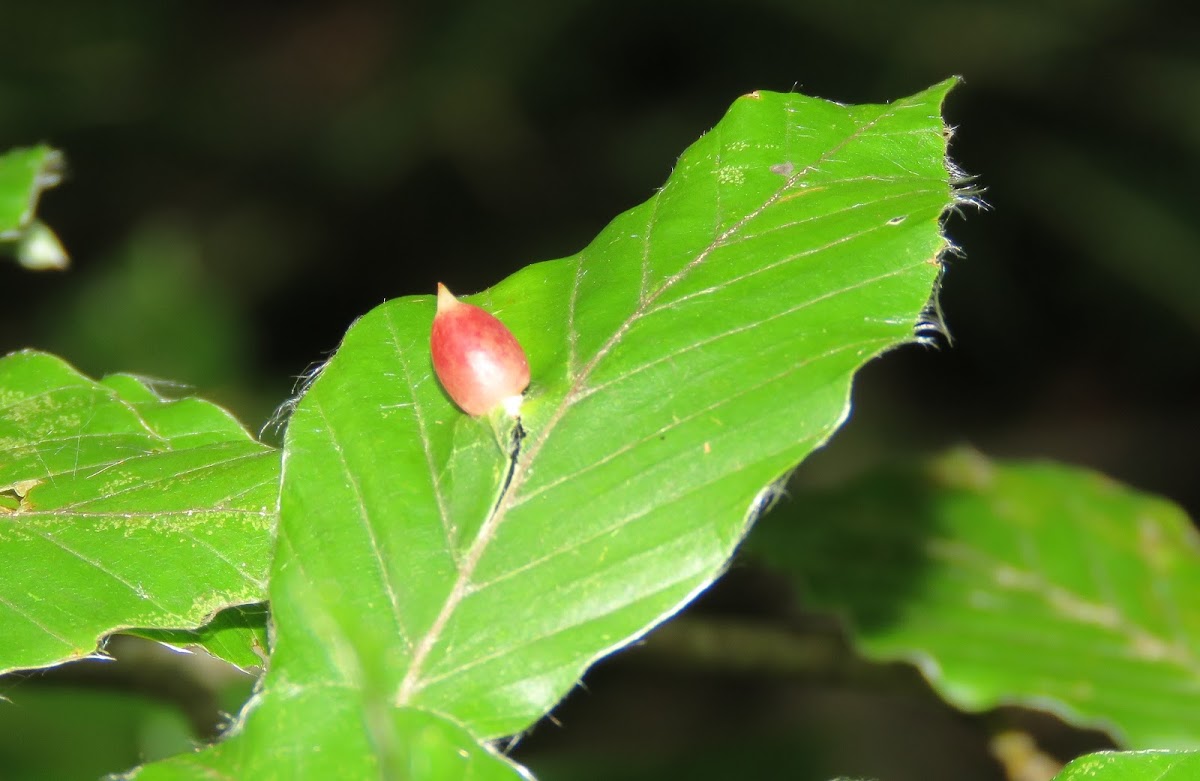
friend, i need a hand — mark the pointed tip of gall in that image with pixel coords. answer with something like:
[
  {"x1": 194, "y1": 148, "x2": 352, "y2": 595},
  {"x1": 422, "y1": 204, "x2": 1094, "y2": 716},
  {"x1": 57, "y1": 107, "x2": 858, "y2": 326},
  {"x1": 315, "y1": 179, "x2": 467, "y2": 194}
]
[{"x1": 436, "y1": 282, "x2": 459, "y2": 314}]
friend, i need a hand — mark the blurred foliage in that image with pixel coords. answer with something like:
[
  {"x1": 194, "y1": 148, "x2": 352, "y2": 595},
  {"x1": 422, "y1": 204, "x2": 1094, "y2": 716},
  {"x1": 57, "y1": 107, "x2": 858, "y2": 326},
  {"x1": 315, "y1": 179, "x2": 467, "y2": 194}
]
[
  {"x1": 0, "y1": 0, "x2": 1196, "y2": 778},
  {"x1": 0, "y1": 685, "x2": 194, "y2": 781},
  {"x1": 0, "y1": 145, "x2": 68, "y2": 269},
  {"x1": 36, "y1": 221, "x2": 249, "y2": 387}
]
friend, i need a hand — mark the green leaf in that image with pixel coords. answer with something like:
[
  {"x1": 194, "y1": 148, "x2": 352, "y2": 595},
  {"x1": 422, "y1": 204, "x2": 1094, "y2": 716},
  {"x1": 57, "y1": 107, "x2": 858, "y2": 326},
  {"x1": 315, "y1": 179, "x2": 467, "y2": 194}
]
[
  {"x1": 0, "y1": 146, "x2": 68, "y2": 269},
  {"x1": 749, "y1": 448, "x2": 1200, "y2": 748},
  {"x1": 1054, "y1": 751, "x2": 1200, "y2": 780},
  {"x1": 0, "y1": 146, "x2": 62, "y2": 237},
  {"x1": 123, "y1": 699, "x2": 531, "y2": 781},
  {"x1": 129, "y1": 603, "x2": 269, "y2": 672},
  {"x1": 0, "y1": 351, "x2": 277, "y2": 674},
  {"x1": 0, "y1": 686, "x2": 196, "y2": 781},
  {"x1": 128, "y1": 79, "x2": 960, "y2": 777}
]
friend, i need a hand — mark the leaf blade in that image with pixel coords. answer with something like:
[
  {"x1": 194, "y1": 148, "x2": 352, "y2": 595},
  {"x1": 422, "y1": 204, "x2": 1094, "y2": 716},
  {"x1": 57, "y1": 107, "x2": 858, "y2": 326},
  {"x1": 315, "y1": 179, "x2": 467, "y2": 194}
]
[
  {"x1": 749, "y1": 448, "x2": 1200, "y2": 748},
  {"x1": 399, "y1": 80, "x2": 959, "y2": 735},
  {"x1": 0, "y1": 145, "x2": 62, "y2": 239},
  {"x1": 1054, "y1": 750, "x2": 1200, "y2": 780},
  {"x1": 0, "y1": 351, "x2": 277, "y2": 674}
]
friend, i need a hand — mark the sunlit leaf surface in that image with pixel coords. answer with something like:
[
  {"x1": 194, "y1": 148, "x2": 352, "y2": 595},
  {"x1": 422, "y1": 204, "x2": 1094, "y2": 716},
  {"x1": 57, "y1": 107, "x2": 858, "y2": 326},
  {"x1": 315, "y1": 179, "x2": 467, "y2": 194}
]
[
  {"x1": 0, "y1": 351, "x2": 277, "y2": 674},
  {"x1": 1054, "y1": 750, "x2": 1200, "y2": 780}
]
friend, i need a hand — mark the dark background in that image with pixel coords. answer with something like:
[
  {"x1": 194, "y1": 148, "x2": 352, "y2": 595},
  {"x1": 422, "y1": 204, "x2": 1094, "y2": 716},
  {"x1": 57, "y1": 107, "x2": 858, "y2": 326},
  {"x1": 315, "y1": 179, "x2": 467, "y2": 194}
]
[{"x1": 1, "y1": 2, "x2": 1196, "y2": 779}]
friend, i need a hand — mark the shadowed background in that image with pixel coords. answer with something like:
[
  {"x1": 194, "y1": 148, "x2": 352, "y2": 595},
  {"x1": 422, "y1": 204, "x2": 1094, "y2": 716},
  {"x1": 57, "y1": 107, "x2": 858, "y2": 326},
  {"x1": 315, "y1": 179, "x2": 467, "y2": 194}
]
[{"x1": 1, "y1": 1, "x2": 1195, "y2": 779}]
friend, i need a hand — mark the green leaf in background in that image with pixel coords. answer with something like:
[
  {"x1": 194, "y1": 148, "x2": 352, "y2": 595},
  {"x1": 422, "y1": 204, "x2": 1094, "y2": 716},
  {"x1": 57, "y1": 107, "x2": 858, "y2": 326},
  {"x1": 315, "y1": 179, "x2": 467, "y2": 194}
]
[
  {"x1": 1054, "y1": 750, "x2": 1200, "y2": 780},
  {"x1": 127, "y1": 78, "x2": 960, "y2": 777},
  {"x1": 749, "y1": 447, "x2": 1200, "y2": 749},
  {"x1": 0, "y1": 686, "x2": 196, "y2": 781},
  {"x1": 0, "y1": 145, "x2": 68, "y2": 270},
  {"x1": 0, "y1": 351, "x2": 277, "y2": 674},
  {"x1": 0, "y1": 146, "x2": 61, "y2": 237},
  {"x1": 36, "y1": 220, "x2": 253, "y2": 392}
]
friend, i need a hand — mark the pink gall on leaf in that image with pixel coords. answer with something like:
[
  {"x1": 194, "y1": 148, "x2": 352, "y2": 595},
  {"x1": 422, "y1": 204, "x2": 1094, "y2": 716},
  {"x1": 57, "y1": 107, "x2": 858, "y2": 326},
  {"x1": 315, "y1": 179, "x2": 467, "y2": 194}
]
[{"x1": 430, "y1": 283, "x2": 530, "y2": 417}]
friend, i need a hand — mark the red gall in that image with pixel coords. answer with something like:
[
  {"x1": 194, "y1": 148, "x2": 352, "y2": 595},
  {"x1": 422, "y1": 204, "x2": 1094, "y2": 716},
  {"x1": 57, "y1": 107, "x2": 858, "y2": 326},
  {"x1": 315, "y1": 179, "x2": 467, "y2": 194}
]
[{"x1": 430, "y1": 283, "x2": 530, "y2": 417}]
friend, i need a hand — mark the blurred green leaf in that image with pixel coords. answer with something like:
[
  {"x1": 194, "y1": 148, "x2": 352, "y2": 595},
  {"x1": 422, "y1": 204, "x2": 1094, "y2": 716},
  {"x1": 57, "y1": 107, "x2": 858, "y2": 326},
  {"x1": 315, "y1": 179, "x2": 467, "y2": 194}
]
[
  {"x1": 0, "y1": 145, "x2": 67, "y2": 270},
  {"x1": 0, "y1": 686, "x2": 194, "y2": 781},
  {"x1": 749, "y1": 448, "x2": 1200, "y2": 748},
  {"x1": 128, "y1": 79, "x2": 959, "y2": 777},
  {"x1": 0, "y1": 146, "x2": 62, "y2": 238},
  {"x1": 1054, "y1": 750, "x2": 1200, "y2": 780},
  {"x1": 39, "y1": 221, "x2": 250, "y2": 389},
  {"x1": 0, "y1": 351, "x2": 277, "y2": 674}
]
